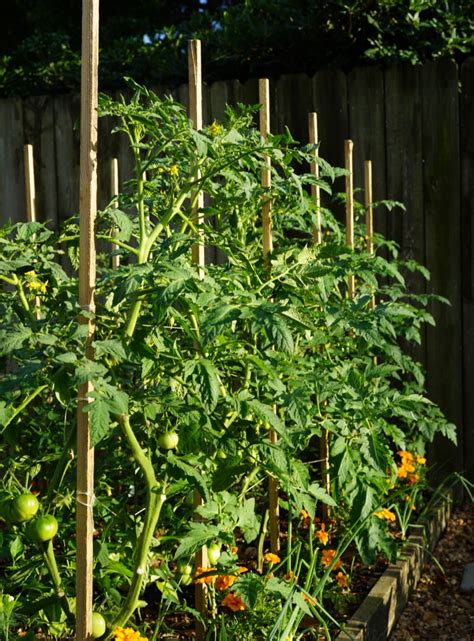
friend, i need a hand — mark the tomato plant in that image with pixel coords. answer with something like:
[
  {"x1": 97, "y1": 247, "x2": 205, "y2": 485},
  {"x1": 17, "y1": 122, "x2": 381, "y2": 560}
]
[{"x1": 0, "y1": 82, "x2": 457, "y2": 640}]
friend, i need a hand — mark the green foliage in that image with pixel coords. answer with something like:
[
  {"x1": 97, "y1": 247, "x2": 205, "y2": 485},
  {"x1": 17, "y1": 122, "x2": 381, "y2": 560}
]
[
  {"x1": 2, "y1": 0, "x2": 474, "y2": 96},
  {"x1": 0, "y1": 83, "x2": 456, "y2": 639}
]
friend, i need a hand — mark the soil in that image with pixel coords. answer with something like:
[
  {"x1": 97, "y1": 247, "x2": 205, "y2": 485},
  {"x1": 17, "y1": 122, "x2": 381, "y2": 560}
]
[{"x1": 389, "y1": 502, "x2": 474, "y2": 641}]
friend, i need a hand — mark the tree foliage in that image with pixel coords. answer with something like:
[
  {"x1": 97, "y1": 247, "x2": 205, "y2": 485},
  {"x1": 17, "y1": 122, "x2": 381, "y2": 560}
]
[{"x1": 1, "y1": 1, "x2": 474, "y2": 96}]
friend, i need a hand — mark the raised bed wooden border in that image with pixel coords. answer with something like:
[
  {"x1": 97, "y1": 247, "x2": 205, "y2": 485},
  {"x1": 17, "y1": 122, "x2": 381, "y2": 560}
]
[{"x1": 336, "y1": 492, "x2": 453, "y2": 641}]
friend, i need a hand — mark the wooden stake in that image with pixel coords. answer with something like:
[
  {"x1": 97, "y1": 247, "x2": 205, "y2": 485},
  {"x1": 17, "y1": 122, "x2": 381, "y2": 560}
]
[
  {"x1": 308, "y1": 117, "x2": 330, "y2": 519},
  {"x1": 259, "y1": 78, "x2": 280, "y2": 554},
  {"x1": 188, "y1": 39, "x2": 207, "y2": 641},
  {"x1": 76, "y1": 1, "x2": 99, "y2": 640},
  {"x1": 23, "y1": 144, "x2": 41, "y2": 318},
  {"x1": 111, "y1": 158, "x2": 120, "y2": 269},
  {"x1": 344, "y1": 140, "x2": 355, "y2": 298},
  {"x1": 308, "y1": 113, "x2": 322, "y2": 244},
  {"x1": 24, "y1": 144, "x2": 36, "y2": 223},
  {"x1": 364, "y1": 160, "x2": 375, "y2": 311},
  {"x1": 189, "y1": 39, "x2": 205, "y2": 272},
  {"x1": 259, "y1": 79, "x2": 273, "y2": 259}
]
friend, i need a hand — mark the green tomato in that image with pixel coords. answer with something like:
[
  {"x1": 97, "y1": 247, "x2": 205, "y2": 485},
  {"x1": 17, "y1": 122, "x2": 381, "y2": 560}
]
[
  {"x1": 10, "y1": 493, "x2": 40, "y2": 523},
  {"x1": 177, "y1": 572, "x2": 193, "y2": 586},
  {"x1": 91, "y1": 612, "x2": 106, "y2": 639},
  {"x1": 207, "y1": 542, "x2": 221, "y2": 565},
  {"x1": 177, "y1": 560, "x2": 193, "y2": 575},
  {"x1": 157, "y1": 431, "x2": 179, "y2": 450},
  {"x1": 29, "y1": 514, "x2": 58, "y2": 542}
]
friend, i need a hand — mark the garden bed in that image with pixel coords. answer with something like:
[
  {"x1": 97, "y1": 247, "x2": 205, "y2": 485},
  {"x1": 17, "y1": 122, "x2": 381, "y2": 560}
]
[{"x1": 336, "y1": 492, "x2": 453, "y2": 641}]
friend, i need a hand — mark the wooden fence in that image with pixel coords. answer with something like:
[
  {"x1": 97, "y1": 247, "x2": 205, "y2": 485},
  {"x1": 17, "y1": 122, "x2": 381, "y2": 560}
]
[{"x1": 1, "y1": 58, "x2": 472, "y2": 482}]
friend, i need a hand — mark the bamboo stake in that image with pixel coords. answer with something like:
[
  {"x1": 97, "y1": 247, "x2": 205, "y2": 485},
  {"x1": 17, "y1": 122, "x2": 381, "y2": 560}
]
[
  {"x1": 76, "y1": 1, "x2": 99, "y2": 640},
  {"x1": 308, "y1": 113, "x2": 322, "y2": 244},
  {"x1": 259, "y1": 78, "x2": 280, "y2": 554},
  {"x1": 23, "y1": 144, "x2": 41, "y2": 318},
  {"x1": 189, "y1": 39, "x2": 205, "y2": 273},
  {"x1": 111, "y1": 158, "x2": 120, "y2": 269},
  {"x1": 308, "y1": 115, "x2": 330, "y2": 520},
  {"x1": 364, "y1": 159, "x2": 376, "y2": 307},
  {"x1": 188, "y1": 39, "x2": 207, "y2": 640},
  {"x1": 344, "y1": 140, "x2": 355, "y2": 298}
]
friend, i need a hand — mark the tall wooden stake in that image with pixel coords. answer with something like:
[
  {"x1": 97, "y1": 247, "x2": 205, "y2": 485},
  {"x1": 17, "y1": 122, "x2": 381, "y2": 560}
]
[
  {"x1": 24, "y1": 144, "x2": 41, "y2": 318},
  {"x1": 111, "y1": 158, "x2": 120, "y2": 269},
  {"x1": 364, "y1": 160, "x2": 375, "y2": 310},
  {"x1": 189, "y1": 39, "x2": 205, "y2": 272},
  {"x1": 188, "y1": 39, "x2": 207, "y2": 641},
  {"x1": 308, "y1": 113, "x2": 322, "y2": 244},
  {"x1": 308, "y1": 115, "x2": 330, "y2": 520},
  {"x1": 345, "y1": 140, "x2": 355, "y2": 298},
  {"x1": 77, "y1": 1, "x2": 99, "y2": 640},
  {"x1": 259, "y1": 78, "x2": 280, "y2": 554}
]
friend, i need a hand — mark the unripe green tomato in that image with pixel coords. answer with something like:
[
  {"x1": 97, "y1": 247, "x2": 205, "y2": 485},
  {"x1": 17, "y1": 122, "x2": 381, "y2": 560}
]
[
  {"x1": 157, "y1": 431, "x2": 179, "y2": 450},
  {"x1": 177, "y1": 572, "x2": 193, "y2": 586},
  {"x1": 10, "y1": 493, "x2": 40, "y2": 523},
  {"x1": 29, "y1": 514, "x2": 58, "y2": 542},
  {"x1": 177, "y1": 560, "x2": 193, "y2": 575},
  {"x1": 207, "y1": 542, "x2": 221, "y2": 565},
  {"x1": 91, "y1": 612, "x2": 106, "y2": 639}
]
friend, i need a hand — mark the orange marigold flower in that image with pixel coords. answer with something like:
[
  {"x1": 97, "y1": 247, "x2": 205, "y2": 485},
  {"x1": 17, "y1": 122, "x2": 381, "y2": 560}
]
[
  {"x1": 321, "y1": 549, "x2": 342, "y2": 570},
  {"x1": 398, "y1": 450, "x2": 414, "y2": 461},
  {"x1": 315, "y1": 523, "x2": 329, "y2": 546},
  {"x1": 231, "y1": 546, "x2": 239, "y2": 554},
  {"x1": 407, "y1": 473, "x2": 419, "y2": 485},
  {"x1": 302, "y1": 593, "x2": 317, "y2": 606},
  {"x1": 263, "y1": 552, "x2": 281, "y2": 564},
  {"x1": 335, "y1": 571, "x2": 348, "y2": 589},
  {"x1": 222, "y1": 593, "x2": 246, "y2": 612},
  {"x1": 194, "y1": 566, "x2": 216, "y2": 584},
  {"x1": 112, "y1": 627, "x2": 148, "y2": 641},
  {"x1": 416, "y1": 455, "x2": 426, "y2": 465},
  {"x1": 215, "y1": 574, "x2": 237, "y2": 591},
  {"x1": 238, "y1": 566, "x2": 248, "y2": 574},
  {"x1": 374, "y1": 508, "x2": 396, "y2": 522},
  {"x1": 284, "y1": 570, "x2": 298, "y2": 583}
]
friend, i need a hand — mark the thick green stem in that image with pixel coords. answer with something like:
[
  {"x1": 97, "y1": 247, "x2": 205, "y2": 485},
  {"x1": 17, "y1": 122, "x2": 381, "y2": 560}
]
[
  {"x1": 41, "y1": 540, "x2": 74, "y2": 623},
  {"x1": 111, "y1": 415, "x2": 166, "y2": 630},
  {"x1": 3, "y1": 385, "x2": 47, "y2": 430}
]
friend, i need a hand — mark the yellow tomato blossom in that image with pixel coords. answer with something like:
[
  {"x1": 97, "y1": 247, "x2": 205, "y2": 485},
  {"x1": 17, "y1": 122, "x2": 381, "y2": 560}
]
[
  {"x1": 24, "y1": 270, "x2": 48, "y2": 294},
  {"x1": 416, "y1": 455, "x2": 426, "y2": 465},
  {"x1": 208, "y1": 120, "x2": 223, "y2": 137},
  {"x1": 169, "y1": 164, "x2": 179, "y2": 176},
  {"x1": 112, "y1": 627, "x2": 147, "y2": 641}
]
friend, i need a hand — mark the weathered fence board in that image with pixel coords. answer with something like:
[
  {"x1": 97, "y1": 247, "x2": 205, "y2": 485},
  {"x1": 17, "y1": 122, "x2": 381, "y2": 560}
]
[
  {"x1": 385, "y1": 64, "x2": 426, "y2": 365},
  {"x1": 54, "y1": 94, "x2": 81, "y2": 222},
  {"x1": 23, "y1": 96, "x2": 58, "y2": 228},
  {"x1": 0, "y1": 98, "x2": 25, "y2": 224},
  {"x1": 347, "y1": 66, "x2": 387, "y2": 239},
  {"x1": 460, "y1": 58, "x2": 474, "y2": 482},
  {"x1": 421, "y1": 60, "x2": 463, "y2": 475}
]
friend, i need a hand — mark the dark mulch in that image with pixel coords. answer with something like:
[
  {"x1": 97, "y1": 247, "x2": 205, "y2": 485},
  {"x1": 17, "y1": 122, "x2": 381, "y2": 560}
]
[{"x1": 389, "y1": 502, "x2": 474, "y2": 641}]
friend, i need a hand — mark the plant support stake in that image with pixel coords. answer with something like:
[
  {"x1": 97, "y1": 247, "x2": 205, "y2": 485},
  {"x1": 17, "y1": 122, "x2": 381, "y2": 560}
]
[
  {"x1": 364, "y1": 159, "x2": 375, "y2": 309},
  {"x1": 308, "y1": 113, "x2": 322, "y2": 244},
  {"x1": 111, "y1": 158, "x2": 120, "y2": 269},
  {"x1": 345, "y1": 139, "x2": 355, "y2": 298},
  {"x1": 77, "y1": 1, "x2": 99, "y2": 639},
  {"x1": 23, "y1": 144, "x2": 40, "y2": 318},
  {"x1": 259, "y1": 78, "x2": 280, "y2": 554},
  {"x1": 188, "y1": 38, "x2": 208, "y2": 641}
]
